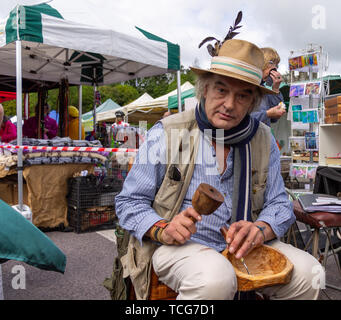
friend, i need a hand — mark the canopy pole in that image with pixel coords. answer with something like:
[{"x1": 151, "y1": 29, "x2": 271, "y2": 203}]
[
  {"x1": 93, "y1": 84, "x2": 97, "y2": 134},
  {"x1": 24, "y1": 93, "x2": 29, "y2": 120},
  {"x1": 93, "y1": 67, "x2": 97, "y2": 134},
  {"x1": 16, "y1": 40, "x2": 23, "y2": 211},
  {"x1": 176, "y1": 71, "x2": 182, "y2": 112},
  {"x1": 78, "y1": 85, "x2": 82, "y2": 139}
]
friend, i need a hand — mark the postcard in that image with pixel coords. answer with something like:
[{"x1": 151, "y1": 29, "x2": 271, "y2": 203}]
[
  {"x1": 292, "y1": 105, "x2": 302, "y2": 111},
  {"x1": 305, "y1": 132, "x2": 318, "y2": 150},
  {"x1": 305, "y1": 82, "x2": 321, "y2": 95},
  {"x1": 289, "y1": 84, "x2": 305, "y2": 97},
  {"x1": 301, "y1": 111, "x2": 308, "y2": 123}
]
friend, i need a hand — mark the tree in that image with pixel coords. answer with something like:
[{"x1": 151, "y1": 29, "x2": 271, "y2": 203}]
[
  {"x1": 1, "y1": 65, "x2": 195, "y2": 118},
  {"x1": 98, "y1": 84, "x2": 139, "y2": 107},
  {"x1": 125, "y1": 66, "x2": 196, "y2": 98},
  {"x1": 167, "y1": 67, "x2": 196, "y2": 92}
]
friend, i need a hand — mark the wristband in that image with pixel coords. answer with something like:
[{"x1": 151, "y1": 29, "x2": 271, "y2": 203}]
[
  {"x1": 154, "y1": 219, "x2": 169, "y2": 229},
  {"x1": 255, "y1": 225, "x2": 266, "y2": 241},
  {"x1": 149, "y1": 219, "x2": 169, "y2": 244}
]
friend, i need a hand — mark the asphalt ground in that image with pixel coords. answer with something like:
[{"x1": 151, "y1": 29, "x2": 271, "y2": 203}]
[
  {"x1": 1, "y1": 227, "x2": 340, "y2": 300},
  {"x1": 1, "y1": 229, "x2": 117, "y2": 300}
]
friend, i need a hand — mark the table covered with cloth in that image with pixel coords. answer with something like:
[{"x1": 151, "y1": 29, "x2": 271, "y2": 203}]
[{"x1": 0, "y1": 137, "x2": 108, "y2": 228}]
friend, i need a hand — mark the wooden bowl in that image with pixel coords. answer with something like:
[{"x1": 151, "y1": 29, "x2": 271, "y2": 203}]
[{"x1": 222, "y1": 245, "x2": 294, "y2": 292}]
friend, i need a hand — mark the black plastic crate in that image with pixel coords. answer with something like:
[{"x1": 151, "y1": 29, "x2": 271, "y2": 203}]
[
  {"x1": 68, "y1": 174, "x2": 124, "y2": 193},
  {"x1": 68, "y1": 206, "x2": 116, "y2": 233},
  {"x1": 67, "y1": 175, "x2": 123, "y2": 209},
  {"x1": 68, "y1": 190, "x2": 120, "y2": 208}
]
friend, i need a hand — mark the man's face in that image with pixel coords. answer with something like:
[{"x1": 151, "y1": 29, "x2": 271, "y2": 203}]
[
  {"x1": 204, "y1": 75, "x2": 256, "y2": 130},
  {"x1": 116, "y1": 116, "x2": 123, "y2": 122}
]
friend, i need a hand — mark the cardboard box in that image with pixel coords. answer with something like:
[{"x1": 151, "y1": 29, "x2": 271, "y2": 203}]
[
  {"x1": 325, "y1": 96, "x2": 341, "y2": 108},
  {"x1": 325, "y1": 157, "x2": 341, "y2": 166},
  {"x1": 325, "y1": 113, "x2": 341, "y2": 124},
  {"x1": 325, "y1": 105, "x2": 341, "y2": 116}
]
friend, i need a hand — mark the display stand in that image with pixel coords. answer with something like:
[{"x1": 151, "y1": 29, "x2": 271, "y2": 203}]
[
  {"x1": 287, "y1": 44, "x2": 329, "y2": 196},
  {"x1": 319, "y1": 93, "x2": 341, "y2": 167}
]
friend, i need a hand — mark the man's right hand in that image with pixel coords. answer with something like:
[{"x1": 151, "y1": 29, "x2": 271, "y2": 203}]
[
  {"x1": 161, "y1": 207, "x2": 202, "y2": 245},
  {"x1": 266, "y1": 104, "x2": 286, "y2": 120}
]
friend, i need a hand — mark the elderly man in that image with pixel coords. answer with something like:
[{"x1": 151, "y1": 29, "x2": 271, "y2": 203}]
[{"x1": 115, "y1": 39, "x2": 323, "y2": 300}]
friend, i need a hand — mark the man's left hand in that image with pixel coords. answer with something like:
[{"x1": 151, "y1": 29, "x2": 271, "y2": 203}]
[{"x1": 224, "y1": 221, "x2": 269, "y2": 259}]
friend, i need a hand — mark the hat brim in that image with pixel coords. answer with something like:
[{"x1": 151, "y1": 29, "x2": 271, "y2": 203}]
[{"x1": 190, "y1": 66, "x2": 277, "y2": 95}]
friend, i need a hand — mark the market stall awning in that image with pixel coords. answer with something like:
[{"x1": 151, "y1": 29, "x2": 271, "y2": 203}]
[
  {"x1": 0, "y1": 3, "x2": 180, "y2": 89},
  {"x1": 0, "y1": 91, "x2": 16, "y2": 103},
  {"x1": 97, "y1": 81, "x2": 194, "y2": 124},
  {"x1": 168, "y1": 87, "x2": 195, "y2": 109},
  {"x1": 82, "y1": 98, "x2": 121, "y2": 132}
]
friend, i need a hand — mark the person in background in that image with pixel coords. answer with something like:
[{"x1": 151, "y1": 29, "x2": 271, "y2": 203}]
[
  {"x1": 0, "y1": 104, "x2": 4, "y2": 129},
  {"x1": 68, "y1": 106, "x2": 85, "y2": 140},
  {"x1": 112, "y1": 110, "x2": 129, "y2": 129},
  {"x1": 250, "y1": 47, "x2": 286, "y2": 127},
  {"x1": 0, "y1": 115, "x2": 17, "y2": 143},
  {"x1": 23, "y1": 103, "x2": 58, "y2": 139},
  {"x1": 112, "y1": 110, "x2": 129, "y2": 145}
]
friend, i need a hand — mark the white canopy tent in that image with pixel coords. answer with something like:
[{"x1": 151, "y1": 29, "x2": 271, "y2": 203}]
[
  {"x1": 98, "y1": 81, "x2": 194, "y2": 124},
  {"x1": 124, "y1": 92, "x2": 154, "y2": 109},
  {"x1": 0, "y1": 3, "x2": 181, "y2": 210}
]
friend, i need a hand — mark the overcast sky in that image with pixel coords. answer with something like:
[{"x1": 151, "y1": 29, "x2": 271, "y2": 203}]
[{"x1": 2, "y1": 0, "x2": 341, "y2": 76}]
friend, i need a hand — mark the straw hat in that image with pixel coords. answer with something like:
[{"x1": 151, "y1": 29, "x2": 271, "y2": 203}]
[
  {"x1": 191, "y1": 39, "x2": 276, "y2": 95},
  {"x1": 68, "y1": 106, "x2": 79, "y2": 118}
]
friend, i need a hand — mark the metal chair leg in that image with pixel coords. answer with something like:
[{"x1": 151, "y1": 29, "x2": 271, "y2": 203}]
[
  {"x1": 312, "y1": 229, "x2": 320, "y2": 259},
  {"x1": 320, "y1": 224, "x2": 341, "y2": 292}
]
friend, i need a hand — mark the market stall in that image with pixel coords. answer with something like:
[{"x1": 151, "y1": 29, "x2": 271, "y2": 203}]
[
  {"x1": 0, "y1": 2, "x2": 180, "y2": 228},
  {"x1": 97, "y1": 82, "x2": 193, "y2": 125},
  {"x1": 0, "y1": 137, "x2": 108, "y2": 228},
  {"x1": 82, "y1": 98, "x2": 122, "y2": 132}
]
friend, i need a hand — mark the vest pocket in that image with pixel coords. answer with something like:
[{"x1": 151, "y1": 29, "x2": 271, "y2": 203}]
[
  {"x1": 154, "y1": 179, "x2": 184, "y2": 211},
  {"x1": 251, "y1": 183, "x2": 266, "y2": 213},
  {"x1": 123, "y1": 243, "x2": 147, "y2": 279}
]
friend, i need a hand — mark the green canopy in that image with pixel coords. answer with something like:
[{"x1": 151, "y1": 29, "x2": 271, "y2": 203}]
[
  {"x1": 168, "y1": 88, "x2": 195, "y2": 109},
  {"x1": 82, "y1": 98, "x2": 121, "y2": 131}
]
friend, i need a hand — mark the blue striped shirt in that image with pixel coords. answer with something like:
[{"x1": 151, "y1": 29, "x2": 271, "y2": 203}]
[{"x1": 115, "y1": 122, "x2": 295, "y2": 252}]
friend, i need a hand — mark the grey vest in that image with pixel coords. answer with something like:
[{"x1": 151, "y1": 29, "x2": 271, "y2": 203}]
[{"x1": 121, "y1": 108, "x2": 271, "y2": 299}]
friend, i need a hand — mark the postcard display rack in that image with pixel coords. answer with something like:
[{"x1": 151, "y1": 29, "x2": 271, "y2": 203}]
[{"x1": 288, "y1": 44, "x2": 329, "y2": 193}]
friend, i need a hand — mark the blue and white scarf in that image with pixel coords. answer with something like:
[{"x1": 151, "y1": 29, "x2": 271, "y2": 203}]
[{"x1": 195, "y1": 99, "x2": 259, "y2": 222}]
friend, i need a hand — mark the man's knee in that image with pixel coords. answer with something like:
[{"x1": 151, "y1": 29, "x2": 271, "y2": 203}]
[
  {"x1": 194, "y1": 263, "x2": 237, "y2": 300},
  {"x1": 264, "y1": 248, "x2": 325, "y2": 300},
  {"x1": 292, "y1": 255, "x2": 325, "y2": 300}
]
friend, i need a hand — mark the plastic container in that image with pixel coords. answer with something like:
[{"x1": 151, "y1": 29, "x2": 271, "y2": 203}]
[
  {"x1": 12, "y1": 204, "x2": 32, "y2": 223},
  {"x1": 67, "y1": 206, "x2": 116, "y2": 233}
]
